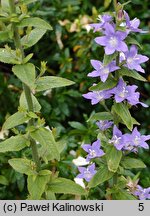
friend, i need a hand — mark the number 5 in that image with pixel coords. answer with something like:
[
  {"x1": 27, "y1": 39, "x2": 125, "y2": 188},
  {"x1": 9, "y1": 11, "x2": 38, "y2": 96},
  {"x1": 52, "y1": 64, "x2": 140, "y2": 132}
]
[{"x1": 138, "y1": 203, "x2": 144, "y2": 211}]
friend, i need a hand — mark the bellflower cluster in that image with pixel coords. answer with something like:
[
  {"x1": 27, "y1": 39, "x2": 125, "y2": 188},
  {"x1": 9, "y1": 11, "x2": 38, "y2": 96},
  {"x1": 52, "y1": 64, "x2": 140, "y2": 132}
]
[
  {"x1": 75, "y1": 3, "x2": 150, "y2": 196},
  {"x1": 109, "y1": 126, "x2": 150, "y2": 152}
]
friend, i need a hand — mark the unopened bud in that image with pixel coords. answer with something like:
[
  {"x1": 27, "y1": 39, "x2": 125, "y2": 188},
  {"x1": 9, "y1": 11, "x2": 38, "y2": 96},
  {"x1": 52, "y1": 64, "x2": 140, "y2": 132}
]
[{"x1": 117, "y1": 10, "x2": 124, "y2": 21}]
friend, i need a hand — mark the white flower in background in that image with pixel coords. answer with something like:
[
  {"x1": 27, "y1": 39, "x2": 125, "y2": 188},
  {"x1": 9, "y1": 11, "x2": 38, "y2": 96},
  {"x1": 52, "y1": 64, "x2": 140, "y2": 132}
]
[
  {"x1": 0, "y1": 129, "x2": 9, "y2": 140},
  {"x1": 72, "y1": 156, "x2": 89, "y2": 166},
  {"x1": 74, "y1": 177, "x2": 85, "y2": 189}
]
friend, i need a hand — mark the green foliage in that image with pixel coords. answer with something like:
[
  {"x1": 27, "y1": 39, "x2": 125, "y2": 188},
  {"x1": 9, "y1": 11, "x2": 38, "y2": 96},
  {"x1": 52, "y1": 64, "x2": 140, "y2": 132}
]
[
  {"x1": 18, "y1": 17, "x2": 53, "y2": 30},
  {"x1": 30, "y1": 128, "x2": 60, "y2": 161},
  {"x1": 20, "y1": 92, "x2": 41, "y2": 112},
  {"x1": 121, "y1": 157, "x2": 146, "y2": 169},
  {"x1": 106, "y1": 145, "x2": 122, "y2": 173},
  {"x1": 8, "y1": 158, "x2": 37, "y2": 175},
  {"x1": 0, "y1": 175, "x2": 9, "y2": 185},
  {"x1": 88, "y1": 112, "x2": 113, "y2": 121},
  {"x1": 27, "y1": 171, "x2": 51, "y2": 199},
  {"x1": 48, "y1": 177, "x2": 86, "y2": 195},
  {"x1": 89, "y1": 78, "x2": 118, "y2": 91},
  {"x1": 0, "y1": 135, "x2": 29, "y2": 152},
  {"x1": 112, "y1": 102, "x2": 133, "y2": 130},
  {"x1": 119, "y1": 67, "x2": 147, "y2": 82},
  {"x1": 3, "y1": 111, "x2": 30, "y2": 130},
  {"x1": 35, "y1": 76, "x2": 75, "y2": 91},
  {"x1": 12, "y1": 63, "x2": 36, "y2": 89},
  {"x1": 88, "y1": 164, "x2": 114, "y2": 188}
]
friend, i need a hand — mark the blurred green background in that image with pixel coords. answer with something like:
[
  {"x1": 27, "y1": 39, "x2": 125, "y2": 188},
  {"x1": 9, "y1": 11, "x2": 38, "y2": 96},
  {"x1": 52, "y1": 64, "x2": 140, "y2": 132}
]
[{"x1": 0, "y1": 0, "x2": 150, "y2": 199}]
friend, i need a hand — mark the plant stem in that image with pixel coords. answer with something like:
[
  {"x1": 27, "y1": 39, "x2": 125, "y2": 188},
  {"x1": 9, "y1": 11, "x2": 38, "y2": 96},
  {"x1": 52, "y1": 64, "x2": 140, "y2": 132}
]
[{"x1": 9, "y1": 0, "x2": 40, "y2": 169}]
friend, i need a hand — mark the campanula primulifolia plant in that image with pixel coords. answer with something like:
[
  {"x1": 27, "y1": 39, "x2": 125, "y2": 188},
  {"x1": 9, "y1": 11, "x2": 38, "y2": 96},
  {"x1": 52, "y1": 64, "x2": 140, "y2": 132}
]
[
  {"x1": 0, "y1": 0, "x2": 86, "y2": 199},
  {"x1": 75, "y1": 1, "x2": 150, "y2": 200}
]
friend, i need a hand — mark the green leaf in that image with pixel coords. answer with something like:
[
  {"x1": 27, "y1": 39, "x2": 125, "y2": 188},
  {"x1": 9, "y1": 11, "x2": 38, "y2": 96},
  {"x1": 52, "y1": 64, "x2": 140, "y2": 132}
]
[
  {"x1": 48, "y1": 178, "x2": 86, "y2": 195},
  {"x1": 112, "y1": 189, "x2": 137, "y2": 200},
  {"x1": 9, "y1": 158, "x2": 37, "y2": 175},
  {"x1": 68, "y1": 121, "x2": 87, "y2": 130},
  {"x1": 0, "y1": 135, "x2": 29, "y2": 152},
  {"x1": 12, "y1": 63, "x2": 36, "y2": 89},
  {"x1": 119, "y1": 67, "x2": 147, "y2": 82},
  {"x1": 56, "y1": 140, "x2": 66, "y2": 154},
  {"x1": 106, "y1": 145, "x2": 122, "y2": 172},
  {"x1": 3, "y1": 111, "x2": 30, "y2": 130},
  {"x1": 18, "y1": 17, "x2": 52, "y2": 30},
  {"x1": 28, "y1": 173, "x2": 50, "y2": 200},
  {"x1": 121, "y1": 157, "x2": 146, "y2": 169},
  {"x1": 132, "y1": 117, "x2": 140, "y2": 126},
  {"x1": 88, "y1": 112, "x2": 113, "y2": 122},
  {"x1": 0, "y1": 175, "x2": 9, "y2": 186},
  {"x1": 35, "y1": 76, "x2": 75, "y2": 92},
  {"x1": 46, "y1": 190, "x2": 56, "y2": 200},
  {"x1": 88, "y1": 164, "x2": 114, "y2": 188},
  {"x1": 103, "y1": 52, "x2": 118, "y2": 65},
  {"x1": 0, "y1": 31, "x2": 10, "y2": 42},
  {"x1": 126, "y1": 37, "x2": 143, "y2": 49},
  {"x1": 104, "y1": 0, "x2": 112, "y2": 8},
  {"x1": 0, "y1": 48, "x2": 20, "y2": 64},
  {"x1": 21, "y1": 28, "x2": 47, "y2": 49},
  {"x1": 18, "y1": 0, "x2": 38, "y2": 5},
  {"x1": 30, "y1": 128, "x2": 60, "y2": 161},
  {"x1": 89, "y1": 77, "x2": 117, "y2": 91},
  {"x1": 112, "y1": 102, "x2": 133, "y2": 131},
  {"x1": 20, "y1": 91, "x2": 41, "y2": 112}
]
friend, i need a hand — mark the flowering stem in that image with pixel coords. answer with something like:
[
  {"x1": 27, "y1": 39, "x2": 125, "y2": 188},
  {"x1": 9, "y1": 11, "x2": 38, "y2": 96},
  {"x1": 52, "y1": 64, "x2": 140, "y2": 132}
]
[{"x1": 9, "y1": 0, "x2": 40, "y2": 169}]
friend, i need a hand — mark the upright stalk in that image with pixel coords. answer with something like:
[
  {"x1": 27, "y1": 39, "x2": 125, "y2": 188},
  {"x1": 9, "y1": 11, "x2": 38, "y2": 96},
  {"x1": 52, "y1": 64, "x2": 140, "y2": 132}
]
[{"x1": 9, "y1": 0, "x2": 40, "y2": 169}]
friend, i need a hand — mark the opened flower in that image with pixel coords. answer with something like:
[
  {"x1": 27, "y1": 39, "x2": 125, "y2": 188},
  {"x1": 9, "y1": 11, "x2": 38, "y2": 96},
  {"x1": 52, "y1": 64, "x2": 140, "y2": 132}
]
[
  {"x1": 83, "y1": 89, "x2": 112, "y2": 105},
  {"x1": 133, "y1": 185, "x2": 150, "y2": 200},
  {"x1": 123, "y1": 127, "x2": 150, "y2": 152},
  {"x1": 95, "y1": 23, "x2": 128, "y2": 55},
  {"x1": 90, "y1": 14, "x2": 112, "y2": 32},
  {"x1": 124, "y1": 45, "x2": 149, "y2": 73},
  {"x1": 77, "y1": 163, "x2": 97, "y2": 182},
  {"x1": 112, "y1": 79, "x2": 148, "y2": 107},
  {"x1": 109, "y1": 125, "x2": 124, "y2": 150},
  {"x1": 96, "y1": 120, "x2": 113, "y2": 131},
  {"x1": 82, "y1": 139, "x2": 105, "y2": 161},
  {"x1": 88, "y1": 59, "x2": 120, "y2": 82}
]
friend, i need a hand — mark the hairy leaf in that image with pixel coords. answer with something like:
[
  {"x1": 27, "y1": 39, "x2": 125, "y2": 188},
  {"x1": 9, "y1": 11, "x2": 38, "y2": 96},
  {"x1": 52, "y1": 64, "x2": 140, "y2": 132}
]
[
  {"x1": 106, "y1": 145, "x2": 122, "y2": 172},
  {"x1": 8, "y1": 158, "x2": 37, "y2": 175},
  {"x1": 28, "y1": 173, "x2": 50, "y2": 199},
  {"x1": 121, "y1": 157, "x2": 146, "y2": 169},
  {"x1": 21, "y1": 28, "x2": 47, "y2": 49},
  {"x1": 112, "y1": 102, "x2": 133, "y2": 131},
  {"x1": 88, "y1": 164, "x2": 114, "y2": 188},
  {"x1": 48, "y1": 178, "x2": 86, "y2": 195},
  {"x1": 3, "y1": 111, "x2": 29, "y2": 130},
  {"x1": 0, "y1": 135, "x2": 29, "y2": 152},
  {"x1": 18, "y1": 17, "x2": 52, "y2": 30},
  {"x1": 119, "y1": 67, "x2": 146, "y2": 82},
  {"x1": 30, "y1": 128, "x2": 60, "y2": 161},
  {"x1": 0, "y1": 48, "x2": 20, "y2": 64},
  {"x1": 12, "y1": 63, "x2": 36, "y2": 89},
  {"x1": 88, "y1": 112, "x2": 113, "y2": 122},
  {"x1": 35, "y1": 76, "x2": 75, "y2": 91},
  {"x1": 89, "y1": 77, "x2": 117, "y2": 91},
  {"x1": 20, "y1": 91, "x2": 41, "y2": 112}
]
